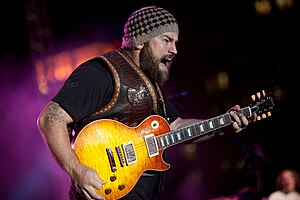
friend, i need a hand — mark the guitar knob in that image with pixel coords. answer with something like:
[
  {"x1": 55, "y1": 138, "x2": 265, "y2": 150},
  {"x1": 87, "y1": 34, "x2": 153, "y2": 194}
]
[
  {"x1": 104, "y1": 188, "x2": 112, "y2": 194},
  {"x1": 110, "y1": 175, "x2": 117, "y2": 182},
  {"x1": 118, "y1": 184, "x2": 125, "y2": 190}
]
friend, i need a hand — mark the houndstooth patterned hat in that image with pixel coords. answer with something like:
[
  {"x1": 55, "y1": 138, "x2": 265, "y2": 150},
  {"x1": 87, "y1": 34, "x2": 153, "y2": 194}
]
[{"x1": 122, "y1": 6, "x2": 179, "y2": 49}]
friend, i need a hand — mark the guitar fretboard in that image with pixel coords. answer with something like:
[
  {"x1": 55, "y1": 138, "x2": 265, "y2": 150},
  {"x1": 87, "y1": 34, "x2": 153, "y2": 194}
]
[{"x1": 156, "y1": 107, "x2": 251, "y2": 150}]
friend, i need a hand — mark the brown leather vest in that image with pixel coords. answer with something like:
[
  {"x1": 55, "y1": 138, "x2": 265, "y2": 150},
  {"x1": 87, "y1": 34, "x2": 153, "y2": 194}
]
[
  {"x1": 79, "y1": 49, "x2": 165, "y2": 128},
  {"x1": 70, "y1": 50, "x2": 167, "y2": 192}
]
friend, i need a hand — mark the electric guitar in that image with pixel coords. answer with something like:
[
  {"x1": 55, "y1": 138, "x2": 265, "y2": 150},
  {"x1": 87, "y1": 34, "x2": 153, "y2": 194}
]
[{"x1": 72, "y1": 90, "x2": 275, "y2": 199}]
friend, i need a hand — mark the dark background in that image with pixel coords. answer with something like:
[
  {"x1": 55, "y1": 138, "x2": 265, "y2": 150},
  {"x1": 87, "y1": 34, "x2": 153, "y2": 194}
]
[{"x1": 1, "y1": 0, "x2": 299, "y2": 199}]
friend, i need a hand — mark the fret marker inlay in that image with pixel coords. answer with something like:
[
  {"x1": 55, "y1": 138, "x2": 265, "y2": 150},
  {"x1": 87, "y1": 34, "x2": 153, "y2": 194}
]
[
  {"x1": 209, "y1": 121, "x2": 214, "y2": 129},
  {"x1": 187, "y1": 128, "x2": 192, "y2": 137}
]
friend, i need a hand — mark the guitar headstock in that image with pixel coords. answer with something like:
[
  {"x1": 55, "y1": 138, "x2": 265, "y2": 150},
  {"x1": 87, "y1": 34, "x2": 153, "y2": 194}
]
[{"x1": 250, "y1": 90, "x2": 275, "y2": 120}]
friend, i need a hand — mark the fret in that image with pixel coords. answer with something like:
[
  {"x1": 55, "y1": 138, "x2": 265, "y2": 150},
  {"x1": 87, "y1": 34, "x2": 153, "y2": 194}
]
[
  {"x1": 170, "y1": 132, "x2": 178, "y2": 144},
  {"x1": 202, "y1": 120, "x2": 209, "y2": 133},
  {"x1": 181, "y1": 129, "x2": 188, "y2": 140},
  {"x1": 213, "y1": 117, "x2": 220, "y2": 129},
  {"x1": 186, "y1": 127, "x2": 192, "y2": 137},
  {"x1": 218, "y1": 115, "x2": 225, "y2": 126},
  {"x1": 162, "y1": 134, "x2": 169, "y2": 147},
  {"x1": 197, "y1": 123, "x2": 204, "y2": 133},
  {"x1": 193, "y1": 123, "x2": 201, "y2": 136},
  {"x1": 169, "y1": 133, "x2": 175, "y2": 144},
  {"x1": 180, "y1": 129, "x2": 188, "y2": 141},
  {"x1": 190, "y1": 125, "x2": 197, "y2": 137},
  {"x1": 175, "y1": 130, "x2": 182, "y2": 141},
  {"x1": 164, "y1": 134, "x2": 170, "y2": 146},
  {"x1": 156, "y1": 136, "x2": 162, "y2": 149},
  {"x1": 208, "y1": 119, "x2": 214, "y2": 130},
  {"x1": 159, "y1": 136, "x2": 166, "y2": 148},
  {"x1": 242, "y1": 107, "x2": 251, "y2": 117},
  {"x1": 223, "y1": 113, "x2": 232, "y2": 124}
]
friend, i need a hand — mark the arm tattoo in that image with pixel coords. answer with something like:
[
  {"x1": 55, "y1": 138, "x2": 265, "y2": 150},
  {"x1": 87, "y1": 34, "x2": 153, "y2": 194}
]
[{"x1": 46, "y1": 102, "x2": 67, "y2": 123}]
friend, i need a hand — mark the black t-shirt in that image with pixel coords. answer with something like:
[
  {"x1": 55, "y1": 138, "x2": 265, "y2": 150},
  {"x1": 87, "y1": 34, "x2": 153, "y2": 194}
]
[{"x1": 52, "y1": 57, "x2": 179, "y2": 125}]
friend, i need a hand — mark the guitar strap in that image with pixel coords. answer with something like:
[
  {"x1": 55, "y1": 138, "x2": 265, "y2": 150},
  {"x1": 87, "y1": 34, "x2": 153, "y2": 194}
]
[{"x1": 154, "y1": 81, "x2": 168, "y2": 121}]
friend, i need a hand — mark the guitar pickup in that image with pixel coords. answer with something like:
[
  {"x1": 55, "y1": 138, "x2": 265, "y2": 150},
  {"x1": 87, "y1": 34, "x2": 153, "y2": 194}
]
[
  {"x1": 122, "y1": 142, "x2": 137, "y2": 165},
  {"x1": 106, "y1": 147, "x2": 117, "y2": 172},
  {"x1": 144, "y1": 134, "x2": 159, "y2": 157}
]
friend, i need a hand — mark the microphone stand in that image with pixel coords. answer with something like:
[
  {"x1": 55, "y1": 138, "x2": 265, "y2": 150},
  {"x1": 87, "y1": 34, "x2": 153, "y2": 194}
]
[{"x1": 222, "y1": 132, "x2": 269, "y2": 200}]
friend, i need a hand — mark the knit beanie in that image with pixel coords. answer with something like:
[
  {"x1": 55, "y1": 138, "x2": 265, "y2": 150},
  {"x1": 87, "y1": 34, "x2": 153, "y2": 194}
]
[{"x1": 122, "y1": 6, "x2": 179, "y2": 49}]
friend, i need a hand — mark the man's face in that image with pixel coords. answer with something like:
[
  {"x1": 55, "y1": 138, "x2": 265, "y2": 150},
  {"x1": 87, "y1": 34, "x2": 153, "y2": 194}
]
[
  {"x1": 281, "y1": 170, "x2": 297, "y2": 192},
  {"x1": 140, "y1": 32, "x2": 178, "y2": 84}
]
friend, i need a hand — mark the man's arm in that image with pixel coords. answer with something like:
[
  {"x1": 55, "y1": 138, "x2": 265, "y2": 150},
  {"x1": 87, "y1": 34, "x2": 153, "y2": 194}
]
[
  {"x1": 37, "y1": 101, "x2": 77, "y2": 173},
  {"x1": 37, "y1": 101, "x2": 106, "y2": 200}
]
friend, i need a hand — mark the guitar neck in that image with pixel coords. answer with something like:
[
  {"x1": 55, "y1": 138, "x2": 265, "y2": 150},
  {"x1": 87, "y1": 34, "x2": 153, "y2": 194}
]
[{"x1": 155, "y1": 107, "x2": 252, "y2": 150}]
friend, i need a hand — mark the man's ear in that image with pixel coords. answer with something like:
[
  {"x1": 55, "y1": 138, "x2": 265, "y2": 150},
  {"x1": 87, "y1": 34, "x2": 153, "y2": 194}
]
[{"x1": 135, "y1": 44, "x2": 144, "y2": 50}]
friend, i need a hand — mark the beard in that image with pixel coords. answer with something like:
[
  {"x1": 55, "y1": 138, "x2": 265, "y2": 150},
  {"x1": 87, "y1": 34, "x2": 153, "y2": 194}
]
[{"x1": 140, "y1": 43, "x2": 170, "y2": 85}]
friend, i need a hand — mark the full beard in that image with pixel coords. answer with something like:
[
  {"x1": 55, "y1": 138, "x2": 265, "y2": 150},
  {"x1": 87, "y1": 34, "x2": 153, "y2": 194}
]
[{"x1": 140, "y1": 43, "x2": 169, "y2": 85}]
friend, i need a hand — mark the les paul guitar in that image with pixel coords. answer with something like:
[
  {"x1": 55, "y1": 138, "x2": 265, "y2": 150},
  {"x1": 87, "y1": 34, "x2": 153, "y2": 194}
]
[{"x1": 72, "y1": 90, "x2": 275, "y2": 199}]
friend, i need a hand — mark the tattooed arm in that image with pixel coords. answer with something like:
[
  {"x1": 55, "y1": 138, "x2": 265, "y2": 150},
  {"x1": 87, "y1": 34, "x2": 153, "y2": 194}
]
[{"x1": 37, "y1": 101, "x2": 106, "y2": 200}]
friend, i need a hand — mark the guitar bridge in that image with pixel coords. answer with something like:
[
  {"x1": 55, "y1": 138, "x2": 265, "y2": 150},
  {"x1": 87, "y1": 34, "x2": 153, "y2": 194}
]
[{"x1": 106, "y1": 147, "x2": 117, "y2": 172}]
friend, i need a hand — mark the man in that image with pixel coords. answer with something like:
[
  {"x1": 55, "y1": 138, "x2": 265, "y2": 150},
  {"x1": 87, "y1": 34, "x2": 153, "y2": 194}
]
[
  {"x1": 37, "y1": 6, "x2": 256, "y2": 200},
  {"x1": 268, "y1": 169, "x2": 300, "y2": 200}
]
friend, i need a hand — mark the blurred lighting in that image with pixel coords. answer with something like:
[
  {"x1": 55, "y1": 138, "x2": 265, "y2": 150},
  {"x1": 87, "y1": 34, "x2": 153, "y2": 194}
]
[
  {"x1": 255, "y1": 0, "x2": 294, "y2": 15},
  {"x1": 236, "y1": 158, "x2": 246, "y2": 170},
  {"x1": 180, "y1": 144, "x2": 198, "y2": 161},
  {"x1": 205, "y1": 71, "x2": 229, "y2": 92},
  {"x1": 217, "y1": 72, "x2": 229, "y2": 90},
  {"x1": 53, "y1": 51, "x2": 73, "y2": 81},
  {"x1": 220, "y1": 159, "x2": 231, "y2": 171},
  {"x1": 185, "y1": 143, "x2": 197, "y2": 153},
  {"x1": 36, "y1": 60, "x2": 49, "y2": 95},
  {"x1": 254, "y1": 0, "x2": 272, "y2": 15},
  {"x1": 188, "y1": 169, "x2": 202, "y2": 181},
  {"x1": 36, "y1": 42, "x2": 117, "y2": 95},
  {"x1": 276, "y1": 0, "x2": 294, "y2": 10},
  {"x1": 273, "y1": 86, "x2": 283, "y2": 101}
]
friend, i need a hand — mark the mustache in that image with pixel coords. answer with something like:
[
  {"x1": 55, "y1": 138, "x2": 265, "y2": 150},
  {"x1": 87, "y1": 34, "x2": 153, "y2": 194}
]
[{"x1": 164, "y1": 54, "x2": 175, "y2": 60}]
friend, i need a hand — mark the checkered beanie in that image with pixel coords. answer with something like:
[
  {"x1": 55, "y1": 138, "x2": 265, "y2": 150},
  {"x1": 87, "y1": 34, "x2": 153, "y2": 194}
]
[{"x1": 122, "y1": 6, "x2": 179, "y2": 49}]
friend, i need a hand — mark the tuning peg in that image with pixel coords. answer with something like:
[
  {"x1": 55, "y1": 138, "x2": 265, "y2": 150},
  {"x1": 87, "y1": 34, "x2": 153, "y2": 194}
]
[
  {"x1": 262, "y1": 90, "x2": 266, "y2": 97},
  {"x1": 267, "y1": 111, "x2": 271, "y2": 117},
  {"x1": 254, "y1": 90, "x2": 266, "y2": 100},
  {"x1": 251, "y1": 95, "x2": 256, "y2": 101},
  {"x1": 256, "y1": 92, "x2": 261, "y2": 99}
]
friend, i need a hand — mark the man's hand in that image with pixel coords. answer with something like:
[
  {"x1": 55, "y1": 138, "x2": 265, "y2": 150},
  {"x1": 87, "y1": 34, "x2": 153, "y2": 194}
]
[
  {"x1": 227, "y1": 105, "x2": 257, "y2": 133},
  {"x1": 71, "y1": 164, "x2": 107, "y2": 200}
]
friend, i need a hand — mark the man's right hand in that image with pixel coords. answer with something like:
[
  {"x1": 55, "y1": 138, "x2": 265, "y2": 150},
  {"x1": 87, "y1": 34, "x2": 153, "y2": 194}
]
[{"x1": 71, "y1": 164, "x2": 107, "y2": 200}]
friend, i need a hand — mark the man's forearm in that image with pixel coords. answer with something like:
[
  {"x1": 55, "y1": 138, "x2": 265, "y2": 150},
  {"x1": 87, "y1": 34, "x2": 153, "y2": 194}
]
[{"x1": 37, "y1": 101, "x2": 80, "y2": 175}]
